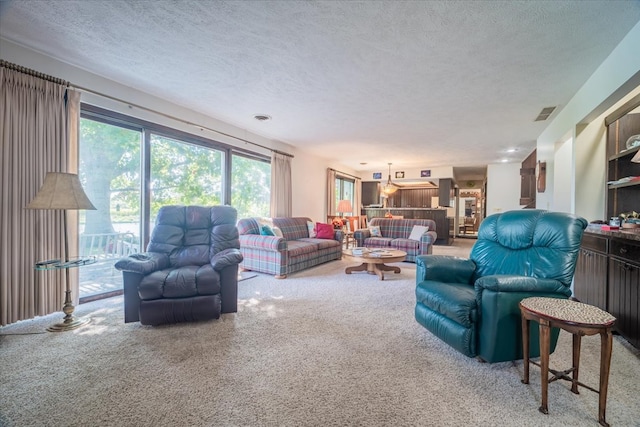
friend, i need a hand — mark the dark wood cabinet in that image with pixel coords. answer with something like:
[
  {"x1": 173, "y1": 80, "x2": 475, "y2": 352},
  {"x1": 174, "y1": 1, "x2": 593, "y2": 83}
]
[
  {"x1": 361, "y1": 181, "x2": 380, "y2": 206},
  {"x1": 574, "y1": 233, "x2": 608, "y2": 309},
  {"x1": 575, "y1": 231, "x2": 640, "y2": 348},
  {"x1": 606, "y1": 106, "x2": 640, "y2": 221},
  {"x1": 520, "y1": 150, "x2": 536, "y2": 208},
  {"x1": 608, "y1": 238, "x2": 640, "y2": 348}
]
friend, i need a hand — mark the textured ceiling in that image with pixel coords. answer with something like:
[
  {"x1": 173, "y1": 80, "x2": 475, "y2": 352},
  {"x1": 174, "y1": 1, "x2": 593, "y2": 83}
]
[{"x1": 1, "y1": 1, "x2": 640, "y2": 177}]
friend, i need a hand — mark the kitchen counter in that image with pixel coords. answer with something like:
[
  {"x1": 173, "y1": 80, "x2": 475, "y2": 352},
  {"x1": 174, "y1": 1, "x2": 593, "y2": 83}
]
[{"x1": 585, "y1": 224, "x2": 640, "y2": 242}]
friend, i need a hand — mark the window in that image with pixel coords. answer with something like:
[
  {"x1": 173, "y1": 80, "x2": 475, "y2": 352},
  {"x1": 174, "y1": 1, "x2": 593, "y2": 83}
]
[
  {"x1": 78, "y1": 106, "x2": 270, "y2": 301},
  {"x1": 150, "y1": 134, "x2": 223, "y2": 223},
  {"x1": 334, "y1": 176, "x2": 355, "y2": 216},
  {"x1": 79, "y1": 117, "x2": 142, "y2": 301},
  {"x1": 231, "y1": 153, "x2": 271, "y2": 219}
]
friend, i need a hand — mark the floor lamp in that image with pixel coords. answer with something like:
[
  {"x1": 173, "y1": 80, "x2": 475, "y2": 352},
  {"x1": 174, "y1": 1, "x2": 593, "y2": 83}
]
[{"x1": 26, "y1": 172, "x2": 96, "y2": 332}]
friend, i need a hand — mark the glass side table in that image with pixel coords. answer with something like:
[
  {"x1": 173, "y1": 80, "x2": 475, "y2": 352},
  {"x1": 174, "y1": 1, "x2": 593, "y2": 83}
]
[{"x1": 34, "y1": 256, "x2": 96, "y2": 332}]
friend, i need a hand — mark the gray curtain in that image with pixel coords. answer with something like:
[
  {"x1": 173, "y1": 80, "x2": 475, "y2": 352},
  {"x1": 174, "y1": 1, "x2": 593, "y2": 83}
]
[
  {"x1": 0, "y1": 66, "x2": 79, "y2": 325},
  {"x1": 270, "y1": 152, "x2": 292, "y2": 217}
]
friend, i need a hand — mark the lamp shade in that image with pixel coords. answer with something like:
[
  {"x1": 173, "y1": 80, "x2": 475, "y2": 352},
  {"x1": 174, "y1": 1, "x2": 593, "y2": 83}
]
[
  {"x1": 26, "y1": 172, "x2": 96, "y2": 210},
  {"x1": 337, "y1": 199, "x2": 353, "y2": 214}
]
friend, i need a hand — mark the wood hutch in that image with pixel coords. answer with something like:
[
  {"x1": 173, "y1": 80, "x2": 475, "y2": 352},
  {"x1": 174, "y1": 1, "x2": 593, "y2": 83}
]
[{"x1": 573, "y1": 96, "x2": 640, "y2": 348}]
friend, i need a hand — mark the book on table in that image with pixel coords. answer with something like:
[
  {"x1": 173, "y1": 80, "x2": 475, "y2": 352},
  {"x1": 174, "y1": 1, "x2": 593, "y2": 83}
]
[{"x1": 369, "y1": 249, "x2": 393, "y2": 257}]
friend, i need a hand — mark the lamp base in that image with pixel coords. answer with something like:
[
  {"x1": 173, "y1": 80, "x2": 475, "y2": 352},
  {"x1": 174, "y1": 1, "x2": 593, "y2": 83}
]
[{"x1": 47, "y1": 316, "x2": 90, "y2": 332}]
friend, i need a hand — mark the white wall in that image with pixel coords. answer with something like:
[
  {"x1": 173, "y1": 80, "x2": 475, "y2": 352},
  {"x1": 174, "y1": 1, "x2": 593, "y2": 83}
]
[
  {"x1": 552, "y1": 137, "x2": 574, "y2": 213},
  {"x1": 485, "y1": 163, "x2": 522, "y2": 216},
  {"x1": 537, "y1": 21, "x2": 640, "y2": 216},
  {"x1": 573, "y1": 85, "x2": 640, "y2": 222},
  {"x1": 1, "y1": 38, "x2": 358, "y2": 222}
]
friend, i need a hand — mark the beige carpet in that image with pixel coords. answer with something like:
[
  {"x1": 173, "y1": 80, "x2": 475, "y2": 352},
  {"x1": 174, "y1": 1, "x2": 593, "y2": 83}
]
[{"x1": 1, "y1": 239, "x2": 639, "y2": 427}]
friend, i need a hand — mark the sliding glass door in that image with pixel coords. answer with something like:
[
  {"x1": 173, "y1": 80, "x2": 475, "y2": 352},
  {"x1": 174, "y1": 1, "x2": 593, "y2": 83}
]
[
  {"x1": 149, "y1": 134, "x2": 224, "y2": 224},
  {"x1": 231, "y1": 153, "x2": 271, "y2": 219},
  {"x1": 78, "y1": 106, "x2": 270, "y2": 301},
  {"x1": 79, "y1": 117, "x2": 142, "y2": 301}
]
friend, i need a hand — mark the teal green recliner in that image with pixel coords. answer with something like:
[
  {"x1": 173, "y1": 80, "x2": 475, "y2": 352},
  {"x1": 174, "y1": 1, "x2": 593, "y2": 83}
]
[{"x1": 415, "y1": 210, "x2": 587, "y2": 363}]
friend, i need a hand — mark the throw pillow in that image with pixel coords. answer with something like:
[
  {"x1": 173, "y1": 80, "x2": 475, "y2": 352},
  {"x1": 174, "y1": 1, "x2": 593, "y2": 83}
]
[
  {"x1": 307, "y1": 220, "x2": 317, "y2": 238},
  {"x1": 260, "y1": 225, "x2": 275, "y2": 236},
  {"x1": 272, "y1": 226, "x2": 284, "y2": 238},
  {"x1": 408, "y1": 225, "x2": 429, "y2": 241},
  {"x1": 315, "y1": 222, "x2": 334, "y2": 239},
  {"x1": 368, "y1": 225, "x2": 382, "y2": 237}
]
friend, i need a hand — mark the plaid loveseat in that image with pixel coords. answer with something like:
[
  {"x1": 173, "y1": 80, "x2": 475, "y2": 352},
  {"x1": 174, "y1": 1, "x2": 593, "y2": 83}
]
[
  {"x1": 237, "y1": 217, "x2": 343, "y2": 278},
  {"x1": 353, "y1": 218, "x2": 437, "y2": 262}
]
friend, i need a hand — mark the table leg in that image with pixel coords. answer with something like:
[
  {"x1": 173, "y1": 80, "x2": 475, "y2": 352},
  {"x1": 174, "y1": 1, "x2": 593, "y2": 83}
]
[
  {"x1": 571, "y1": 333, "x2": 581, "y2": 394},
  {"x1": 345, "y1": 263, "x2": 368, "y2": 274},
  {"x1": 598, "y1": 329, "x2": 613, "y2": 427},
  {"x1": 539, "y1": 318, "x2": 551, "y2": 415},
  {"x1": 521, "y1": 314, "x2": 530, "y2": 385}
]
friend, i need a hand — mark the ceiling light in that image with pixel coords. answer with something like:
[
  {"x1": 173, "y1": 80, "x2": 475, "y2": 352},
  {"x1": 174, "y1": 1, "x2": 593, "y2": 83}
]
[
  {"x1": 254, "y1": 114, "x2": 271, "y2": 121},
  {"x1": 501, "y1": 159, "x2": 509, "y2": 163},
  {"x1": 506, "y1": 148, "x2": 517, "y2": 153},
  {"x1": 382, "y1": 163, "x2": 399, "y2": 195}
]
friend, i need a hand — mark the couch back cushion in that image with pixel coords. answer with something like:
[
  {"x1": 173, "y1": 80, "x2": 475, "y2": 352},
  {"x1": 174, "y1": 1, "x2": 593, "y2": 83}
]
[
  {"x1": 147, "y1": 205, "x2": 239, "y2": 267},
  {"x1": 369, "y1": 218, "x2": 436, "y2": 239},
  {"x1": 272, "y1": 217, "x2": 313, "y2": 240},
  {"x1": 470, "y1": 210, "x2": 587, "y2": 286}
]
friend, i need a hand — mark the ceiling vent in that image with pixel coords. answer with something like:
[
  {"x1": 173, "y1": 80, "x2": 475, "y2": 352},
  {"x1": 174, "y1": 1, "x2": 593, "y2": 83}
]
[
  {"x1": 534, "y1": 106, "x2": 556, "y2": 122},
  {"x1": 254, "y1": 114, "x2": 271, "y2": 121}
]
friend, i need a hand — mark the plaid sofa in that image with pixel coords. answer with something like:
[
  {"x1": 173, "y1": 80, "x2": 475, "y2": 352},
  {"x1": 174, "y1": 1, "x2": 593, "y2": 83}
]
[
  {"x1": 237, "y1": 217, "x2": 343, "y2": 278},
  {"x1": 353, "y1": 218, "x2": 437, "y2": 262}
]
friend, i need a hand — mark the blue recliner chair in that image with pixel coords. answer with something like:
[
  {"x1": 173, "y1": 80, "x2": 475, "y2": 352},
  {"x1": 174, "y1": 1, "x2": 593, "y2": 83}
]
[
  {"x1": 415, "y1": 210, "x2": 587, "y2": 363},
  {"x1": 115, "y1": 205, "x2": 243, "y2": 326}
]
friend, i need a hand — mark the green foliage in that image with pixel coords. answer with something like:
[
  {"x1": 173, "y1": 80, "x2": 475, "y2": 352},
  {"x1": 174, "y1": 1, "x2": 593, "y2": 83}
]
[
  {"x1": 231, "y1": 155, "x2": 271, "y2": 218},
  {"x1": 80, "y1": 118, "x2": 271, "y2": 233}
]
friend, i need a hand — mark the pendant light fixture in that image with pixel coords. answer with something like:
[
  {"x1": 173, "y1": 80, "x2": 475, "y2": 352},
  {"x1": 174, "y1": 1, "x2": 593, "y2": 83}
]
[{"x1": 382, "y1": 163, "x2": 399, "y2": 195}]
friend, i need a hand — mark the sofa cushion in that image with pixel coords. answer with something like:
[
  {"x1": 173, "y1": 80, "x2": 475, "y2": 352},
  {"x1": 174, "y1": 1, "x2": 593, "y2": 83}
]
[
  {"x1": 260, "y1": 224, "x2": 275, "y2": 236},
  {"x1": 272, "y1": 217, "x2": 312, "y2": 240},
  {"x1": 408, "y1": 225, "x2": 429, "y2": 241},
  {"x1": 307, "y1": 221, "x2": 316, "y2": 238},
  {"x1": 368, "y1": 225, "x2": 382, "y2": 236},
  {"x1": 316, "y1": 222, "x2": 334, "y2": 239},
  {"x1": 299, "y1": 238, "x2": 341, "y2": 250},
  {"x1": 139, "y1": 264, "x2": 221, "y2": 300},
  {"x1": 286, "y1": 240, "x2": 319, "y2": 258},
  {"x1": 390, "y1": 238, "x2": 420, "y2": 253},
  {"x1": 364, "y1": 237, "x2": 393, "y2": 247}
]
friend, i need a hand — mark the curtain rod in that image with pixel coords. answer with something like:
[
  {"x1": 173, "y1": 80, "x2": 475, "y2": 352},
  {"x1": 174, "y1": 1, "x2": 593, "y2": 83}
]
[
  {"x1": 73, "y1": 83, "x2": 294, "y2": 158},
  {"x1": 0, "y1": 59, "x2": 69, "y2": 86},
  {"x1": 0, "y1": 59, "x2": 294, "y2": 158},
  {"x1": 329, "y1": 168, "x2": 361, "y2": 180}
]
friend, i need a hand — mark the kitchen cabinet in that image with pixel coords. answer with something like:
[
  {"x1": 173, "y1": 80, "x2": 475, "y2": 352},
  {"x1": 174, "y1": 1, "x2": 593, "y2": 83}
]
[
  {"x1": 575, "y1": 230, "x2": 640, "y2": 349},
  {"x1": 574, "y1": 233, "x2": 609, "y2": 309}
]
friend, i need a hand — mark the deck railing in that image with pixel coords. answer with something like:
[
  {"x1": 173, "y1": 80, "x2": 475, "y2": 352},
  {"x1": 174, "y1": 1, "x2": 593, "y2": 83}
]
[{"x1": 79, "y1": 232, "x2": 139, "y2": 260}]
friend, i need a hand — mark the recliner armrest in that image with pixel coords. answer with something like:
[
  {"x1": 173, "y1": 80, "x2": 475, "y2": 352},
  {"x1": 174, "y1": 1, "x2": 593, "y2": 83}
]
[
  {"x1": 114, "y1": 252, "x2": 170, "y2": 275},
  {"x1": 474, "y1": 275, "x2": 571, "y2": 295},
  {"x1": 415, "y1": 255, "x2": 476, "y2": 283},
  {"x1": 211, "y1": 248, "x2": 243, "y2": 271}
]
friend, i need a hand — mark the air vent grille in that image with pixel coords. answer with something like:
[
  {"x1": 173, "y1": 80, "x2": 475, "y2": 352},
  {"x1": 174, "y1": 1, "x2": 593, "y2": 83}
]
[{"x1": 535, "y1": 106, "x2": 556, "y2": 122}]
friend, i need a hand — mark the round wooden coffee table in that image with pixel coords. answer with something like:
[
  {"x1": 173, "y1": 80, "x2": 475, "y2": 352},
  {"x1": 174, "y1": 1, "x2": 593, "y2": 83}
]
[{"x1": 342, "y1": 249, "x2": 406, "y2": 280}]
